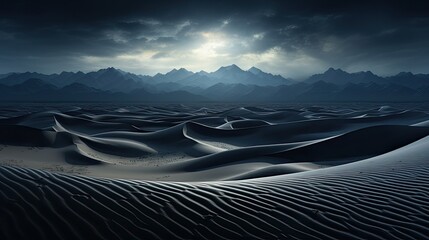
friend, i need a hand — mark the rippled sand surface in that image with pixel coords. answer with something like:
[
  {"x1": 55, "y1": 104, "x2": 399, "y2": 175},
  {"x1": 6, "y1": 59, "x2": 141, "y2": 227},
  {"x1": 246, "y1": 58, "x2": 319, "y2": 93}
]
[{"x1": 1, "y1": 103, "x2": 429, "y2": 239}]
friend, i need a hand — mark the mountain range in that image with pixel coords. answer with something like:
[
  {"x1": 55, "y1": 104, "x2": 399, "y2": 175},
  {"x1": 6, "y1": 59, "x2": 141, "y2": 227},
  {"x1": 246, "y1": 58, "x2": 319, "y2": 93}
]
[{"x1": 1, "y1": 65, "x2": 429, "y2": 102}]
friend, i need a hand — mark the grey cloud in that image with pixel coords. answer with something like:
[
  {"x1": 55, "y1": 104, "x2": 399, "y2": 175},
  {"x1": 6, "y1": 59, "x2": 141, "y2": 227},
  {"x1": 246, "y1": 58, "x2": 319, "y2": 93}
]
[{"x1": 0, "y1": 0, "x2": 429, "y2": 76}]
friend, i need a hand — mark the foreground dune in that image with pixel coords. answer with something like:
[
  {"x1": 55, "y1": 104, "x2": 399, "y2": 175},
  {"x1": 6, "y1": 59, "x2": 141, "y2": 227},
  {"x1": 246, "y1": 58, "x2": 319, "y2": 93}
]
[{"x1": 1, "y1": 104, "x2": 429, "y2": 239}]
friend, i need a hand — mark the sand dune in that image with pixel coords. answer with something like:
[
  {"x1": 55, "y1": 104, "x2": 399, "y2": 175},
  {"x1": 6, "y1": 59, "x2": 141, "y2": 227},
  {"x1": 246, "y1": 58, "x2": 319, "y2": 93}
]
[
  {"x1": 1, "y1": 103, "x2": 429, "y2": 239},
  {"x1": 2, "y1": 135, "x2": 429, "y2": 239}
]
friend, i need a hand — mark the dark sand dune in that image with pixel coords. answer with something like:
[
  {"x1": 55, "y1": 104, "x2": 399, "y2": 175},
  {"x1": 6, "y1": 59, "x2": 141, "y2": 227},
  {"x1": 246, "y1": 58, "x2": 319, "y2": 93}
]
[
  {"x1": 271, "y1": 125, "x2": 429, "y2": 162},
  {"x1": 0, "y1": 125, "x2": 74, "y2": 147},
  {"x1": 54, "y1": 114, "x2": 141, "y2": 135},
  {"x1": 171, "y1": 125, "x2": 429, "y2": 178},
  {"x1": 219, "y1": 107, "x2": 308, "y2": 123},
  {"x1": 1, "y1": 135, "x2": 429, "y2": 239},
  {"x1": 1, "y1": 103, "x2": 429, "y2": 239}
]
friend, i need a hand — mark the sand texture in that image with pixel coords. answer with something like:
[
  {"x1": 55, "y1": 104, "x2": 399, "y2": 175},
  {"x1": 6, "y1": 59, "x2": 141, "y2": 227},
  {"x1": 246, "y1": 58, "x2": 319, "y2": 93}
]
[{"x1": 1, "y1": 103, "x2": 429, "y2": 239}]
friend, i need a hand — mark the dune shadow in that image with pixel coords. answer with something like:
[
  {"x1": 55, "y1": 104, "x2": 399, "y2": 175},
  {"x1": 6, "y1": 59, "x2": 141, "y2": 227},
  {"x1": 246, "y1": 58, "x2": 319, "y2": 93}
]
[{"x1": 64, "y1": 150, "x2": 102, "y2": 165}]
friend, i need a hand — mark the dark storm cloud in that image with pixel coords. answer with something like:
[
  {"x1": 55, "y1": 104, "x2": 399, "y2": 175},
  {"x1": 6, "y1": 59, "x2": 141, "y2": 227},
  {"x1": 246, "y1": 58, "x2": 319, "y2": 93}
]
[{"x1": 0, "y1": 0, "x2": 428, "y2": 76}]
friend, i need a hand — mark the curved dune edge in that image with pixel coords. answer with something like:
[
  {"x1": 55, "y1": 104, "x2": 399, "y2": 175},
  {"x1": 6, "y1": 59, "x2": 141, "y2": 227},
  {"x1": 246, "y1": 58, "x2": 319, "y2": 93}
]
[
  {"x1": 1, "y1": 135, "x2": 429, "y2": 239},
  {"x1": 1, "y1": 105, "x2": 429, "y2": 181}
]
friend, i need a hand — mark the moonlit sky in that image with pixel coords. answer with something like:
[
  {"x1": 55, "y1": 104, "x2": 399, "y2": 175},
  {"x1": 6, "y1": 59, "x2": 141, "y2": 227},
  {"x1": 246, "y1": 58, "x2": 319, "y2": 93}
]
[{"x1": 0, "y1": 0, "x2": 428, "y2": 79}]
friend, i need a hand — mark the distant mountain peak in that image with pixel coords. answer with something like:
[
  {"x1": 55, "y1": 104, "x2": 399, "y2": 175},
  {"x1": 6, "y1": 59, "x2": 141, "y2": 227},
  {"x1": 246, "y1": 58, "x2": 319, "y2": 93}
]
[
  {"x1": 155, "y1": 67, "x2": 194, "y2": 82},
  {"x1": 325, "y1": 67, "x2": 347, "y2": 74},
  {"x1": 97, "y1": 67, "x2": 123, "y2": 75},
  {"x1": 219, "y1": 64, "x2": 242, "y2": 71},
  {"x1": 248, "y1": 66, "x2": 263, "y2": 74},
  {"x1": 166, "y1": 68, "x2": 192, "y2": 74},
  {"x1": 196, "y1": 70, "x2": 209, "y2": 76},
  {"x1": 100, "y1": 67, "x2": 117, "y2": 71},
  {"x1": 307, "y1": 67, "x2": 385, "y2": 86}
]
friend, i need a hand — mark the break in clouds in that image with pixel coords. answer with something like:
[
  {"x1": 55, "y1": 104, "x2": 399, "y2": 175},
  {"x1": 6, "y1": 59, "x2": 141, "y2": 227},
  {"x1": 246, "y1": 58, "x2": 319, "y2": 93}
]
[{"x1": 0, "y1": 0, "x2": 428, "y2": 78}]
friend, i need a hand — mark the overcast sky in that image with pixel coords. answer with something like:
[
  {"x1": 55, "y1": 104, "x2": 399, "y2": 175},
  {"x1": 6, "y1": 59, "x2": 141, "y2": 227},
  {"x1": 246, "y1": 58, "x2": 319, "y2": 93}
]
[{"x1": 0, "y1": 0, "x2": 428, "y2": 78}]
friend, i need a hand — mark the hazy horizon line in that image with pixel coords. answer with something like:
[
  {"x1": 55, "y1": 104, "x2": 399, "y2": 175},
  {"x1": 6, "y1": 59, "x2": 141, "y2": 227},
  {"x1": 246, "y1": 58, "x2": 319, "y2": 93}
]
[{"x1": 1, "y1": 65, "x2": 428, "y2": 80}]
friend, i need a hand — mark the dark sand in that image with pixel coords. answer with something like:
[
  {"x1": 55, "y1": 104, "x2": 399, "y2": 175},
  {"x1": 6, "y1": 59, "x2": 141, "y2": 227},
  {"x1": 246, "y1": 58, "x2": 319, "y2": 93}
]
[{"x1": 1, "y1": 103, "x2": 429, "y2": 239}]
